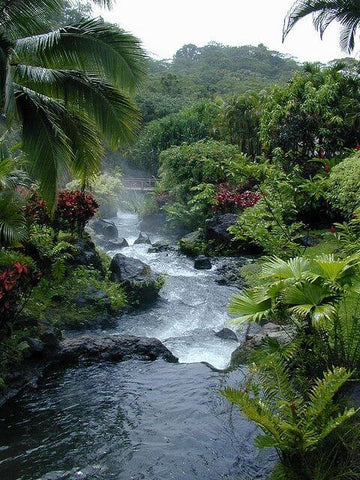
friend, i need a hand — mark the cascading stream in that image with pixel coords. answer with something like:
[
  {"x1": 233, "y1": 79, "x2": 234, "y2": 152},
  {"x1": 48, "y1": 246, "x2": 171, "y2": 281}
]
[{"x1": 108, "y1": 210, "x2": 241, "y2": 370}]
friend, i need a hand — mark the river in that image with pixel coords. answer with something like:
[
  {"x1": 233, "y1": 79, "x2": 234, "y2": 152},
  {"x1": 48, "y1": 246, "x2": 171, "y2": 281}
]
[{"x1": 0, "y1": 211, "x2": 275, "y2": 480}]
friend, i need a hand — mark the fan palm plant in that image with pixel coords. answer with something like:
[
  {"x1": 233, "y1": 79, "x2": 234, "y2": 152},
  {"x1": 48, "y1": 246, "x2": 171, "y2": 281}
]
[
  {"x1": 283, "y1": 1, "x2": 360, "y2": 53},
  {"x1": 0, "y1": 0, "x2": 144, "y2": 210},
  {"x1": 229, "y1": 254, "x2": 360, "y2": 327},
  {"x1": 222, "y1": 361, "x2": 357, "y2": 479}
]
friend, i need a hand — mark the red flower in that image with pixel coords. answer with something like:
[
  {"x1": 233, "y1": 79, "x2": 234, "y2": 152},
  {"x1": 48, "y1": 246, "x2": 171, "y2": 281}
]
[
  {"x1": 331, "y1": 225, "x2": 336, "y2": 234},
  {"x1": 324, "y1": 165, "x2": 330, "y2": 174}
]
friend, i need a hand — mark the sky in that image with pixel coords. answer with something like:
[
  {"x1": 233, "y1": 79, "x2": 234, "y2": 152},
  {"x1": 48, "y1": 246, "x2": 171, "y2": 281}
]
[{"x1": 93, "y1": 0, "x2": 359, "y2": 64}]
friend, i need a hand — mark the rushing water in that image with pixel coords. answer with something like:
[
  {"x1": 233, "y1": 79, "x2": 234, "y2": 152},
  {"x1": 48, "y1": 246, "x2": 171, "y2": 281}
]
[{"x1": 0, "y1": 211, "x2": 275, "y2": 480}]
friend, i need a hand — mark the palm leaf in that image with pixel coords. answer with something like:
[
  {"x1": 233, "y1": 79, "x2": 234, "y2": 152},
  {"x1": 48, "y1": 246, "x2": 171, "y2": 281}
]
[
  {"x1": 0, "y1": 190, "x2": 25, "y2": 246},
  {"x1": 228, "y1": 288, "x2": 272, "y2": 324},
  {"x1": 14, "y1": 18, "x2": 145, "y2": 90},
  {"x1": 261, "y1": 256, "x2": 310, "y2": 282},
  {"x1": 15, "y1": 86, "x2": 72, "y2": 210},
  {"x1": 13, "y1": 66, "x2": 141, "y2": 147},
  {"x1": 283, "y1": 0, "x2": 360, "y2": 53}
]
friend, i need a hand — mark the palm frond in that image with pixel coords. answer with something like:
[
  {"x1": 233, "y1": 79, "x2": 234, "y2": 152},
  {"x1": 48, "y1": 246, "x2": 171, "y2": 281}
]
[
  {"x1": 14, "y1": 18, "x2": 145, "y2": 90},
  {"x1": 15, "y1": 86, "x2": 72, "y2": 210},
  {"x1": 0, "y1": 190, "x2": 25, "y2": 246},
  {"x1": 13, "y1": 66, "x2": 141, "y2": 147},
  {"x1": 228, "y1": 288, "x2": 272, "y2": 324},
  {"x1": 283, "y1": 0, "x2": 360, "y2": 53},
  {"x1": 262, "y1": 256, "x2": 310, "y2": 282},
  {"x1": 0, "y1": 0, "x2": 63, "y2": 38}
]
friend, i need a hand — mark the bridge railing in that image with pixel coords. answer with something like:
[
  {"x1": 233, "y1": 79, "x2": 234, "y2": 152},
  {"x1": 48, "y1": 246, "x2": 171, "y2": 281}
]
[{"x1": 122, "y1": 177, "x2": 158, "y2": 191}]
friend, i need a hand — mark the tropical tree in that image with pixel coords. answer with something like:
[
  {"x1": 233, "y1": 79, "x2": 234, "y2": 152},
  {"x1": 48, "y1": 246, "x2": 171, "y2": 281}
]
[
  {"x1": 0, "y1": 0, "x2": 144, "y2": 209},
  {"x1": 219, "y1": 94, "x2": 262, "y2": 158},
  {"x1": 283, "y1": 0, "x2": 360, "y2": 53},
  {"x1": 260, "y1": 65, "x2": 360, "y2": 169}
]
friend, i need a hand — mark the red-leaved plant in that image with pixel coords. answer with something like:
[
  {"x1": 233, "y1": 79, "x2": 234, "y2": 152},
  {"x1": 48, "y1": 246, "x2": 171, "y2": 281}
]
[
  {"x1": 25, "y1": 190, "x2": 99, "y2": 234},
  {"x1": 213, "y1": 183, "x2": 261, "y2": 213},
  {"x1": 54, "y1": 191, "x2": 98, "y2": 233},
  {"x1": 0, "y1": 263, "x2": 41, "y2": 326}
]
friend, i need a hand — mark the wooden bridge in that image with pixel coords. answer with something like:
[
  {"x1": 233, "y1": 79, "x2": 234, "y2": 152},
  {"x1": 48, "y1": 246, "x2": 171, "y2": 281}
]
[{"x1": 122, "y1": 177, "x2": 158, "y2": 192}]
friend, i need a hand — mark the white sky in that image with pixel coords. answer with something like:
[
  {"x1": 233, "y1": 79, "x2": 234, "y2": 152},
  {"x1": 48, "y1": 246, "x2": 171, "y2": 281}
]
[{"x1": 93, "y1": 0, "x2": 359, "y2": 63}]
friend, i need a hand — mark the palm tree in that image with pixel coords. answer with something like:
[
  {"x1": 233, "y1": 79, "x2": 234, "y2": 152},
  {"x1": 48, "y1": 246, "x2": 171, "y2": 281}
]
[
  {"x1": 0, "y1": 0, "x2": 144, "y2": 209},
  {"x1": 283, "y1": 1, "x2": 360, "y2": 53}
]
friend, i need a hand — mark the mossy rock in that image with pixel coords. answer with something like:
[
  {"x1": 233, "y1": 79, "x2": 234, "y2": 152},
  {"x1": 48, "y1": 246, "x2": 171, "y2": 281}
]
[{"x1": 110, "y1": 254, "x2": 164, "y2": 306}]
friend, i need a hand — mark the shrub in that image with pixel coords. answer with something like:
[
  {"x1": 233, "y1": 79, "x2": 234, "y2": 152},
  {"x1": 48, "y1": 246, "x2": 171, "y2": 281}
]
[
  {"x1": 325, "y1": 151, "x2": 360, "y2": 219},
  {"x1": 25, "y1": 190, "x2": 98, "y2": 234},
  {"x1": 229, "y1": 168, "x2": 304, "y2": 257},
  {"x1": 213, "y1": 183, "x2": 261, "y2": 213},
  {"x1": 55, "y1": 190, "x2": 98, "y2": 233},
  {"x1": 159, "y1": 140, "x2": 251, "y2": 230},
  {"x1": 0, "y1": 250, "x2": 40, "y2": 327},
  {"x1": 24, "y1": 190, "x2": 50, "y2": 225}
]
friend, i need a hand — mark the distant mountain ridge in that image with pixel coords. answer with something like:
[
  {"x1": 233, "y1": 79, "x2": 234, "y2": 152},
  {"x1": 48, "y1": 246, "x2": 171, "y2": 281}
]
[{"x1": 136, "y1": 42, "x2": 301, "y2": 122}]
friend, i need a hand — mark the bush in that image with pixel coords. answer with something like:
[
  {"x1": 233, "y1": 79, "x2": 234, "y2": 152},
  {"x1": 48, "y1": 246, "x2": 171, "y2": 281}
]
[
  {"x1": 325, "y1": 151, "x2": 360, "y2": 219},
  {"x1": 229, "y1": 168, "x2": 304, "y2": 257},
  {"x1": 0, "y1": 250, "x2": 40, "y2": 328},
  {"x1": 25, "y1": 190, "x2": 98, "y2": 234},
  {"x1": 24, "y1": 264, "x2": 127, "y2": 328}
]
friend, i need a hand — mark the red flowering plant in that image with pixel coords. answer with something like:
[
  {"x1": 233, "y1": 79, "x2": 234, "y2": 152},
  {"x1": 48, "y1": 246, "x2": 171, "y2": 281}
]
[
  {"x1": 54, "y1": 190, "x2": 98, "y2": 234},
  {"x1": 213, "y1": 183, "x2": 261, "y2": 214},
  {"x1": 0, "y1": 253, "x2": 41, "y2": 329}
]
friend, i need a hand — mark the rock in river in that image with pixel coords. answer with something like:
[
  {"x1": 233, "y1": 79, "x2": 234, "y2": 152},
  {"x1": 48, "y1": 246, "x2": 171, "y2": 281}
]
[
  {"x1": 134, "y1": 232, "x2": 151, "y2": 245},
  {"x1": 205, "y1": 214, "x2": 238, "y2": 244},
  {"x1": 106, "y1": 238, "x2": 129, "y2": 250},
  {"x1": 0, "y1": 334, "x2": 177, "y2": 408},
  {"x1": 214, "y1": 328, "x2": 238, "y2": 341},
  {"x1": 110, "y1": 253, "x2": 163, "y2": 305},
  {"x1": 194, "y1": 255, "x2": 212, "y2": 270},
  {"x1": 57, "y1": 335, "x2": 178, "y2": 364},
  {"x1": 91, "y1": 218, "x2": 118, "y2": 240}
]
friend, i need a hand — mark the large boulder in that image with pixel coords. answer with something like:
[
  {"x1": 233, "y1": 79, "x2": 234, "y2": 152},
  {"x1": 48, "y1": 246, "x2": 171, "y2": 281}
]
[
  {"x1": 110, "y1": 254, "x2": 164, "y2": 305},
  {"x1": 214, "y1": 328, "x2": 238, "y2": 341},
  {"x1": 205, "y1": 214, "x2": 238, "y2": 244},
  {"x1": 246, "y1": 322, "x2": 297, "y2": 348},
  {"x1": 106, "y1": 238, "x2": 129, "y2": 250},
  {"x1": 0, "y1": 334, "x2": 177, "y2": 408},
  {"x1": 92, "y1": 218, "x2": 118, "y2": 240},
  {"x1": 194, "y1": 255, "x2": 212, "y2": 270},
  {"x1": 73, "y1": 238, "x2": 104, "y2": 272},
  {"x1": 56, "y1": 335, "x2": 178, "y2": 363},
  {"x1": 215, "y1": 259, "x2": 247, "y2": 288}
]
